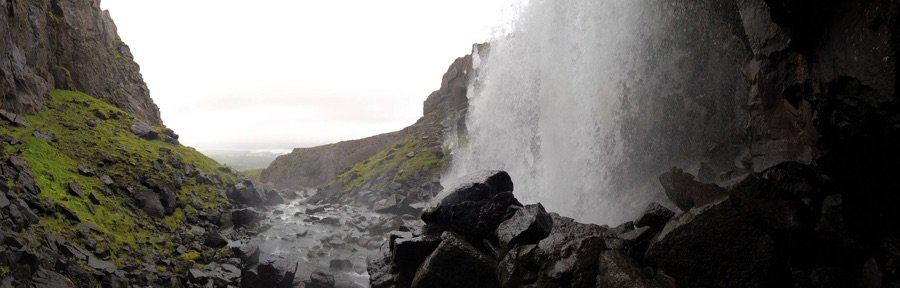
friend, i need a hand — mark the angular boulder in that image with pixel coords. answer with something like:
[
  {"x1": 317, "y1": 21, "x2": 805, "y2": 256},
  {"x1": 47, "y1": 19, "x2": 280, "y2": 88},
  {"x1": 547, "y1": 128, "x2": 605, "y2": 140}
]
[
  {"x1": 307, "y1": 271, "x2": 335, "y2": 288},
  {"x1": 497, "y1": 244, "x2": 540, "y2": 288},
  {"x1": 391, "y1": 235, "x2": 442, "y2": 286},
  {"x1": 30, "y1": 268, "x2": 73, "y2": 288},
  {"x1": 423, "y1": 170, "x2": 513, "y2": 214},
  {"x1": 421, "y1": 171, "x2": 520, "y2": 239},
  {"x1": 496, "y1": 203, "x2": 553, "y2": 250},
  {"x1": 596, "y1": 250, "x2": 660, "y2": 288},
  {"x1": 204, "y1": 231, "x2": 229, "y2": 248},
  {"x1": 329, "y1": 259, "x2": 353, "y2": 271},
  {"x1": 658, "y1": 167, "x2": 728, "y2": 211},
  {"x1": 263, "y1": 188, "x2": 285, "y2": 205},
  {"x1": 761, "y1": 161, "x2": 819, "y2": 199},
  {"x1": 130, "y1": 122, "x2": 158, "y2": 140},
  {"x1": 411, "y1": 232, "x2": 499, "y2": 288},
  {"x1": 0, "y1": 192, "x2": 9, "y2": 208},
  {"x1": 135, "y1": 190, "x2": 165, "y2": 218},
  {"x1": 368, "y1": 244, "x2": 398, "y2": 288},
  {"x1": 227, "y1": 180, "x2": 265, "y2": 206},
  {"x1": 232, "y1": 243, "x2": 261, "y2": 266},
  {"x1": 634, "y1": 202, "x2": 675, "y2": 230},
  {"x1": 232, "y1": 208, "x2": 261, "y2": 228},
  {"x1": 644, "y1": 197, "x2": 780, "y2": 288}
]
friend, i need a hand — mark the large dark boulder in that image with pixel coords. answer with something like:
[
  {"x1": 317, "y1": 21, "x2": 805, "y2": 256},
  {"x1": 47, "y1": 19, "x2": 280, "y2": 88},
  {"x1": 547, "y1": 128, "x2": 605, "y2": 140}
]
[
  {"x1": 658, "y1": 167, "x2": 728, "y2": 211},
  {"x1": 232, "y1": 243, "x2": 261, "y2": 267},
  {"x1": 423, "y1": 170, "x2": 513, "y2": 214},
  {"x1": 496, "y1": 203, "x2": 553, "y2": 251},
  {"x1": 391, "y1": 235, "x2": 442, "y2": 286},
  {"x1": 421, "y1": 171, "x2": 520, "y2": 240},
  {"x1": 204, "y1": 231, "x2": 229, "y2": 248},
  {"x1": 644, "y1": 196, "x2": 782, "y2": 288},
  {"x1": 761, "y1": 162, "x2": 820, "y2": 199},
  {"x1": 242, "y1": 261, "x2": 293, "y2": 288},
  {"x1": 411, "y1": 232, "x2": 499, "y2": 288},
  {"x1": 130, "y1": 122, "x2": 158, "y2": 140},
  {"x1": 538, "y1": 234, "x2": 606, "y2": 287},
  {"x1": 596, "y1": 250, "x2": 660, "y2": 288},
  {"x1": 232, "y1": 208, "x2": 261, "y2": 228},
  {"x1": 634, "y1": 202, "x2": 676, "y2": 231},
  {"x1": 306, "y1": 271, "x2": 335, "y2": 288},
  {"x1": 368, "y1": 243, "x2": 398, "y2": 288},
  {"x1": 263, "y1": 188, "x2": 285, "y2": 205},
  {"x1": 30, "y1": 268, "x2": 74, "y2": 288},
  {"x1": 9, "y1": 199, "x2": 40, "y2": 228},
  {"x1": 497, "y1": 244, "x2": 540, "y2": 288},
  {"x1": 87, "y1": 256, "x2": 117, "y2": 274},
  {"x1": 135, "y1": 190, "x2": 165, "y2": 218},
  {"x1": 228, "y1": 180, "x2": 265, "y2": 206},
  {"x1": 155, "y1": 184, "x2": 178, "y2": 216}
]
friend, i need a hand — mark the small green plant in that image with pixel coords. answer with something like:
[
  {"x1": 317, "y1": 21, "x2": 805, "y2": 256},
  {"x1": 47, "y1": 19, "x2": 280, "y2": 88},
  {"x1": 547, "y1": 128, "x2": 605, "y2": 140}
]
[{"x1": 0, "y1": 265, "x2": 10, "y2": 278}]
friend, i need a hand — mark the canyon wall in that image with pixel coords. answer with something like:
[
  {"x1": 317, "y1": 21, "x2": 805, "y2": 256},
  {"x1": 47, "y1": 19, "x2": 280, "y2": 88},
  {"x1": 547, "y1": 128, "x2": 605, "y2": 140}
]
[{"x1": 0, "y1": 0, "x2": 160, "y2": 124}]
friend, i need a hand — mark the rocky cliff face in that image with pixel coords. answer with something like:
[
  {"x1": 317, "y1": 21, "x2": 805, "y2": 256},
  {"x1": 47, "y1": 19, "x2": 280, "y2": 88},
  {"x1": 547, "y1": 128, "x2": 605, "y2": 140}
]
[
  {"x1": 0, "y1": 2, "x2": 297, "y2": 286},
  {"x1": 0, "y1": 0, "x2": 161, "y2": 125},
  {"x1": 262, "y1": 131, "x2": 405, "y2": 190},
  {"x1": 261, "y1": 47, "x2": 479, "y2": 207},
  {"x1": 735, "y1": 0, "x2": 899, "y2": 238}
]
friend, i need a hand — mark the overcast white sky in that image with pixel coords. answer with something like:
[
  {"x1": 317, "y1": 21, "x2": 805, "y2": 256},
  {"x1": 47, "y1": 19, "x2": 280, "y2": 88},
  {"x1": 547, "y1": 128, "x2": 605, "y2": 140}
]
[{"x1": 100, "y1": 0, "x2": 523, "y2": 152}]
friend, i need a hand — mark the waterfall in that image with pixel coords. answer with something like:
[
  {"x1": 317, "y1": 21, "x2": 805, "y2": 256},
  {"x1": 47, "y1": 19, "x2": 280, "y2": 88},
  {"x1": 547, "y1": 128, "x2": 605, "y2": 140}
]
[{"x1": 444, "y1": 0, "x2": 750, "y2": 224}]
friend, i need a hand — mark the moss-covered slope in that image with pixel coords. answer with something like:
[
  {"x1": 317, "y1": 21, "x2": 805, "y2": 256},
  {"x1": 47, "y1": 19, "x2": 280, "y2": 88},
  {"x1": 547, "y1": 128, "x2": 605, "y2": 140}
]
[{"x1": 0, "y1": 90, "x2": 238, "y2": 284}]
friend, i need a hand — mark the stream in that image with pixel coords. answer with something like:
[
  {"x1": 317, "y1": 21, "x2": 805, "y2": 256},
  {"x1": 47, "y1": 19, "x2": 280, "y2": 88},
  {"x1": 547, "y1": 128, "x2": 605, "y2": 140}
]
[{"x1": 248, "y1": 192, "x2": 418, "y2": 287}]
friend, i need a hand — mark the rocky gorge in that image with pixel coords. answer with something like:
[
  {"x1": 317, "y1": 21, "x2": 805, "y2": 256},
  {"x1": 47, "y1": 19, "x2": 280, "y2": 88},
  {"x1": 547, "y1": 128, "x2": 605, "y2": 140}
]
[{"x1": 1, "y1": 0, "x2": 898, "y2": 287}]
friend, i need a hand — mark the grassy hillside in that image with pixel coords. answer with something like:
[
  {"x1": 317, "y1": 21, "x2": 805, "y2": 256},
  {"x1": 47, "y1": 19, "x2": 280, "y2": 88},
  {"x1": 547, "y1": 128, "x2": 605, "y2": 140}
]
[
  {"x1": 336, "y1": 133, "x2": 447, "y2": 193},
  {"x1": 239, "y1": 168, "x2": 264, "y2": 183},
  {"x1": 0, "y1": 90, "x2": 236, "y2": 273}
]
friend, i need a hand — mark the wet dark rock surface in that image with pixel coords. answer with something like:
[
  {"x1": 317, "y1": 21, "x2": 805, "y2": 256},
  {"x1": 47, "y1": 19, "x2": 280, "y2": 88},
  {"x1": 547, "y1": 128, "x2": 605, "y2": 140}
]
[{"x1": 371, "y1": 162, "x2": 900, "y2": 288}]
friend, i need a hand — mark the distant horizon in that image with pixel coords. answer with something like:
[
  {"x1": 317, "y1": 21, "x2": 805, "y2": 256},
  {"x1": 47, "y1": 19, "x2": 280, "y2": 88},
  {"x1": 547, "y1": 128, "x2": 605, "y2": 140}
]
[{"x1": 101, "y1": 0, "x2": 525, "y2": 152}]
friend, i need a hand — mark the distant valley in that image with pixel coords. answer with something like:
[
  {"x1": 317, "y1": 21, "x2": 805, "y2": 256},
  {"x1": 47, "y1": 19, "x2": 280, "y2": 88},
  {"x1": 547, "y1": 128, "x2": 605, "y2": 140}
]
[{"x1": 202, "y1": 150, "x2": 285, "y2": 171}]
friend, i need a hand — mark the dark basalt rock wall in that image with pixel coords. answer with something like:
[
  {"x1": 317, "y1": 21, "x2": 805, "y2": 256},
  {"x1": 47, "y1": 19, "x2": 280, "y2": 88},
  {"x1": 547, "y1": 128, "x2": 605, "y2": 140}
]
[
  {"x1": 0, "y1": 0, "x2": 161, "y2": 125},
  {"x1": 737, "y1": 0, "x2": 899, "y2": 238}
]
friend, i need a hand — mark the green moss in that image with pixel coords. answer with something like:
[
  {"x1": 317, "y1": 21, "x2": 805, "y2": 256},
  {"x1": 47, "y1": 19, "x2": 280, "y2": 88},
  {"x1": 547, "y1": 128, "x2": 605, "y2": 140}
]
[
  {"x1": 0, "y1": 265, "x2": 9, "y2": 278},
  {"x1": 162, "y1": 208, "x2": 186, "y2": 230},
  {"x1": 3, "y1": 90, "x2": 236, "y2": 269},
  {"x1": 178, "y1": 250, "x2": 201, "y2": 262},
  {"x1": 336, "y1": 135, "x2": 447, "y2": 192},
  {"x1": 53, "y1": 65, "x2": 72, "y2": 79}
]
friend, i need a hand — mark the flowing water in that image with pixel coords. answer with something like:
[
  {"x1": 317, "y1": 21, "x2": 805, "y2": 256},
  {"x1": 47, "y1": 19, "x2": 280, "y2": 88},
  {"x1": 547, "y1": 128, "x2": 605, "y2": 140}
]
[
  {"x1": 445, "y1": 0, "x2": 748, "y2": 224},
  {"x1": 252, "y1": 193, "x2": 418, "y2": 287}
]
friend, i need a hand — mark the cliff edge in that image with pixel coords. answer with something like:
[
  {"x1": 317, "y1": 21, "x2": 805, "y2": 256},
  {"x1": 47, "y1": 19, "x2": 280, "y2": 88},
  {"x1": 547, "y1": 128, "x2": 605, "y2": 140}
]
[{"x1": 0, "y1": 0, "x2": 161, "y2": 125}]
